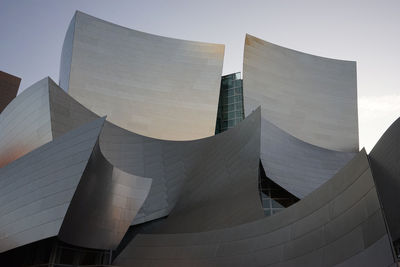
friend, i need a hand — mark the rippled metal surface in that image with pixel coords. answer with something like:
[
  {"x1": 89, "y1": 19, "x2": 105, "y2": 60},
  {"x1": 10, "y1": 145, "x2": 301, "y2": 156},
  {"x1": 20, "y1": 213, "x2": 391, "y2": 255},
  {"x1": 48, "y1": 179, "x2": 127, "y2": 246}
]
[{"x1": 60, "y1": 11, "x2": 224, "y2": 141}]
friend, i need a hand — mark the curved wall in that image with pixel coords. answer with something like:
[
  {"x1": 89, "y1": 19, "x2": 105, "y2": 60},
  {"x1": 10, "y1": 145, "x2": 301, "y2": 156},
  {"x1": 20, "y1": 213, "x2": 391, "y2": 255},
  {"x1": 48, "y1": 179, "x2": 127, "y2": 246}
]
[
  {"x1": 46, "y1": 80, "x2": 264, "y2": 231},
  {"x1": 260, "y1": 117, "x2": 356, "y2": 198},
  {"x1": 0, "y1": 117, "x2": 104, "y2": 253},
  {"x1": 243, "y1": 34, "x2": 358, "y2": 152},
  {"x1": 0, "y1": 78, "x2": 53, "y2": 168},
  {"x1": 60, "y1": 11, "x2": 224, "y2": 141},
  {"x1": 114, "y1": 150, "x2": 395, "y2": 266},
  {"x1": 369, "y1": 117, "x2": 400, "y2": 243},
  {"x1": 58, "y1": 142, "x2": 152, "y2": 250}
]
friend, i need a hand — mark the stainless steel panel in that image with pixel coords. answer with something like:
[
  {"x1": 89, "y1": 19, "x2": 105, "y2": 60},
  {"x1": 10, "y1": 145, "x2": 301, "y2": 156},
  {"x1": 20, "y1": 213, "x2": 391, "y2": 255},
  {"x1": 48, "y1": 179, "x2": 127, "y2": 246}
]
[
  {"x1": 259, "y1": 117, "x2": 356, "y2": 198},
  {"x1": 0, "y1": 78, "x2": 53, "y2": 168},
  {"x1": 60, "y1": 11, "x2": 224, "y2": 141},
  {"x1": 0, "y1": 116, "x2": 105, "y2": 253},
  {"x1": 114, "y1": 150, "x2": 395, "y2": 266},
  {"x1": 243, "y1": 34, "x2": 358, "y2": 152},
  {"x1": 46, "y1": 81, "x2": 264, "y2": 230},
  {"x1": 58, "y1": 142, "x2": 152, "y2": 250}
]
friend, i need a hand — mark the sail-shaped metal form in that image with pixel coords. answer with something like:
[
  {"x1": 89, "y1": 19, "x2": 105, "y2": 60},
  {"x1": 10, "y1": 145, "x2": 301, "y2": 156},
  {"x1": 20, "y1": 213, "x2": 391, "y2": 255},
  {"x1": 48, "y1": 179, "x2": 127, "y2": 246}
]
[{"x1": 60, "y1": 11, "x2": 224, "y2": 141}]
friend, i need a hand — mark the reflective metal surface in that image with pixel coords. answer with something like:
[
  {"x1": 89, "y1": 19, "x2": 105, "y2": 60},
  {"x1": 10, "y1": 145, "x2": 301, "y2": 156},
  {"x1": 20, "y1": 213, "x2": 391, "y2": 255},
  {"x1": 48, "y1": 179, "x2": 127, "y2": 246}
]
[
  {"x1": 0, "y1": 117, "x2": 105, "y2": 253},
  {"x1": 114, "y1": 150, "x2": 395, "y2": 266},
  {"x1": 48, "y1": 81, "x2": 264, "y2": 231},
  {"x1": 58, "y1": 142, "x2": 152, "y2": 250},
  {"x1": 369, "y1": 117, "x2": 400, "y2": 243},
  {"x1": 243, "y1": 34, "x2": 358, "y2": 152},
  {"x1": 260, "y1": 117, "x2": 356, "y2": 198},
  {"x1": 0, "y1": 78, "x2": 53, "y2": 168},
  {"x1": 60, "y1": 11, "x2": 224, "y2": 141}
]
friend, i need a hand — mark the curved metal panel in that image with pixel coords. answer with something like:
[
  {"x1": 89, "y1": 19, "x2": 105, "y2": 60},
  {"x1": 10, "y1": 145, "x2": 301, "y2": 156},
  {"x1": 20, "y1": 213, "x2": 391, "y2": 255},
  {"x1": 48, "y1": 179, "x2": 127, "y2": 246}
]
[
  {"x1": 260, "y1": 117, "x2": 356, "y2": 198},
  {"x1": 369, "y1": 117, "x2": 400, "y2": 243},
  {"x1": 46, "y1": 81, "x2": 264, "y2": 231},
  {"x1": 150, "y1": 108, "x2": 263, "y2": 233},
  {"x1": 60, "y1": 11, "x2": 224, "y2": 141},
  {"x1": 114, "y1": 150, "x2": 395, "y2": 266},
  {"x1": 243, "y1": 34, "x2": 358, "y2": 152},
  {"x1": 58, "y1": 142, "x2": 152, "y2": 250},
  {"x1": 0, "y1": 77, "x2": 53, "y2": 168},
  {"x1": 0, "y1": 71, "x2": 20, "y2": 113},
  {"x1": 0, "y1": 117, "x2": 105, "y2": 253}
]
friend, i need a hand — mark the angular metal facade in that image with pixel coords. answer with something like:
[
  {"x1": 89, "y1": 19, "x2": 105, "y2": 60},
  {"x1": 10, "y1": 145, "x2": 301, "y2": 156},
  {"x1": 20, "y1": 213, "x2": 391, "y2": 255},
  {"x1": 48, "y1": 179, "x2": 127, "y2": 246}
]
[
  {"x1": 59, "y1": 11, "x2": 224, "y2": 141},
  {"x1": 1, "y1": 11, "x2": 399, "y2": 267}
]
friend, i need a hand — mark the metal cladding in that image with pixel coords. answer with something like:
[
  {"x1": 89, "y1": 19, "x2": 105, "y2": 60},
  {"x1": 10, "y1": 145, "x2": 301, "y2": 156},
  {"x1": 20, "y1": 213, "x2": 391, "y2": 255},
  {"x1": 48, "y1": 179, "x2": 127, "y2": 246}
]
[
  {"x1": 37, "y1": 79, "x2": 264, "y2": 231},
  {"x1": 243, "y1": 34, "x2": 358, "y2": 153},
  {"x1": 2, "y1": 11, "x2": 400, "y2": 266},
  {"x1": 260, "y1": 117, "x2": 356, "y2": 198},
  {"x1": 114, "y1": 150, "x2": 395, "y2": 266},
  {"x1": 369, "y1": 117, "x2": 400, "y2": 243},
  {"x1": 0, "y1": 117, "x2": 105, "y2": 253},
  {"x1": 59, "y1": 11, "x2": 224, "y2": 141},
  {"x1": 243, "y1": 34, "x2": 359, "y2": 198},
  {"x1": 58, "y1": 142, "x2": 152, "y2": 250},
  {"x1": 0, "y1": 78, "x2": 53, "y2": 168},
  {"x1": 0, "y1": 71, "x2": 20, "y2": 113}
]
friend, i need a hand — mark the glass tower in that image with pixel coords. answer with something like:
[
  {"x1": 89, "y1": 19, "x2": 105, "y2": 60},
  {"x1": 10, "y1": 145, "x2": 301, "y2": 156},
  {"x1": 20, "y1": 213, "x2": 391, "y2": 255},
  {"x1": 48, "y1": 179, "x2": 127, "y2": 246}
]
[{"x1": 215, "y1": 72, "x2": 244, "y2": 134}]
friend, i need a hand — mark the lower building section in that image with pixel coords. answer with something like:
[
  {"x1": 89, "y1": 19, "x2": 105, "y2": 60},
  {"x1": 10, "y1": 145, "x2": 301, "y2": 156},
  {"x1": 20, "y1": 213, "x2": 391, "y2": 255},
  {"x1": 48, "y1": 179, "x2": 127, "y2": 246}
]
[
  {"x1": 113, "y1": 150, "x2": 396, "y2": 266},
  {"x1": 0, "y1": 237, "x2": 112, "y2": 267}
]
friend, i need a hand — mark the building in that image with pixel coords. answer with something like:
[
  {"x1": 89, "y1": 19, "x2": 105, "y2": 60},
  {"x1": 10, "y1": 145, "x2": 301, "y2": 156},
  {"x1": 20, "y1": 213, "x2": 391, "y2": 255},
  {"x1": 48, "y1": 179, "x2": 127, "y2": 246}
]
[{"x1": 0, "y1": 10, "x2": 399, "y2": 267}]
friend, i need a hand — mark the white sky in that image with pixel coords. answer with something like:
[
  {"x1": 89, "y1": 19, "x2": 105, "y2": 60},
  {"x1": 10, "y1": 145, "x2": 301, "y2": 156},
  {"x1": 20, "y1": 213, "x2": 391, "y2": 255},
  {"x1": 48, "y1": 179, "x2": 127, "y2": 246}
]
[{"x1": 1, "y1": 0, "x2": 399, "y2": 151}]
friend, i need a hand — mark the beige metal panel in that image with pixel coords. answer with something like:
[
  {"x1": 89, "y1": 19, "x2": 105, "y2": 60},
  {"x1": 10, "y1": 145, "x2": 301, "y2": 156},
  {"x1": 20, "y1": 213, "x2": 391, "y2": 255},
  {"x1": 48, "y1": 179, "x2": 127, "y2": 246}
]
[
  {"x1": 60, "y1": 11, "x2": 224, "y2": 141},
  {"x1": 243, "y1": 34, "x2": 358, "y2": 152},
  {"x1": 0, "y1": 78, "x2": 53, "y2": 168},
  {"x1": 114, "y1": 150, "x2": 395, "y2": 266}
]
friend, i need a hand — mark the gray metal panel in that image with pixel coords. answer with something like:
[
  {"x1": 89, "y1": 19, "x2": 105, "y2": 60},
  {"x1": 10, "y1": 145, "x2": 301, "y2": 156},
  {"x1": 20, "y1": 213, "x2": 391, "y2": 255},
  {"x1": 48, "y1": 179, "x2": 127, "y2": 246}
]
[
  {"x1": 0, "y1": 117, "x2": 105, "y2": 253},
  {"x1": 46, "y1": 80, "x2": 264, "y2": 230},
  {"x1": 0, "y1": 77, "x2": 52, "y2": 168},
  {"x1": 58, "y1": 142, "x2": 152, "y2": 250},
  {"x1": 60, "y1": 11, "x2": 224, "y2": 141},
  {"x1": 150, "y1": 108, "x2": 263, "y2": 233},
  {"x1": 114, "y1": 150, "x2": 395, "y2": 266},
  {"x1": 260, "y1": 117, "x2": 356, "y2": 198},
  {"x1": 243, "y1": 34, "x2": 358, "y2": 152},
  {"x1": 58, "y1": 13, "x2": 75, "y2": 92},
  {"x1": 369, "y1": 117, "x2": 400, "y2": 242}
]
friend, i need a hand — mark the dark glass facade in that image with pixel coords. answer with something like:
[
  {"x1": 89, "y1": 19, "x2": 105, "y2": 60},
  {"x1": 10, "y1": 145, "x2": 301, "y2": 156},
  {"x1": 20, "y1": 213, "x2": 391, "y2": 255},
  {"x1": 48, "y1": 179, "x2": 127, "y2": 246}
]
[
  {"x1": 259, "y1": 161, "x2": 299, "y2": 216},
  {"x1": 215, "y1": 72, "x2": 244, "y2": 134}
]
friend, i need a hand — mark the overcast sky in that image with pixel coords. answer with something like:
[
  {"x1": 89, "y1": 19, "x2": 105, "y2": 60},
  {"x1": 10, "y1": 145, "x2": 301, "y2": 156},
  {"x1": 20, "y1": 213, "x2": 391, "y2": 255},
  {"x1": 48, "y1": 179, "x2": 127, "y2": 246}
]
[{"x1": 1, "y1": 0, "x2": 399, "y2": 151}]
